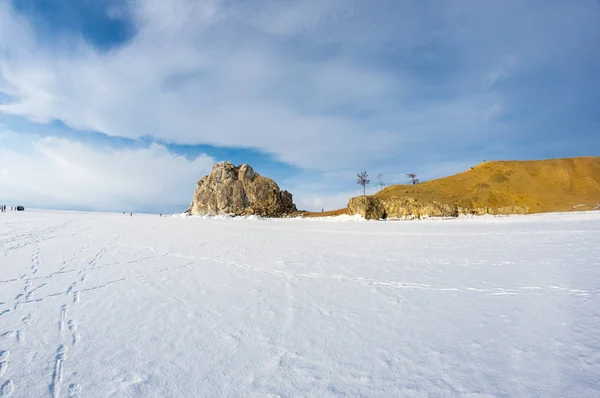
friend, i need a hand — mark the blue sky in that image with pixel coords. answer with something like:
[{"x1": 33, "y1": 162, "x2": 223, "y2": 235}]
[{"x1": 0, "y1": 0, "x2": 599, "y2": 213}]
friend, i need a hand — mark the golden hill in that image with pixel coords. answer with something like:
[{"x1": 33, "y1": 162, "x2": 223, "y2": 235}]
[{"x1": 375, "y1": 156, "x2": 600, "y2": 213}]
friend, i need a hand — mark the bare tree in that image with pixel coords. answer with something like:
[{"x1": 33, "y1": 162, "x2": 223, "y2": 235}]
[
  {"x1": 357, "y1": 171, "x2": 370, "y2": 195},
  {"x1": 406, "y1": 173, "x2": 420, "y2": 185},
  {"x1": 377, "y1": 173, "x2": 385, "y2": 192}
]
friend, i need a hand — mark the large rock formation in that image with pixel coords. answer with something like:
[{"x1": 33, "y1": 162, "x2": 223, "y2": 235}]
[
  {"x1": 348, "y1": 196, "x2": 528, "y2": 220},
  {"x1": 186, "y1": 162, "x2": 297, "y2": 217}
]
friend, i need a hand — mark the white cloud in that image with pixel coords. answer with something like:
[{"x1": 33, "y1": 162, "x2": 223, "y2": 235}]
[
  {"x1": 239, "y1": 0, "x2": 342, "y2": 37},
  {"x1": 0, "y1": 131, "x2": 214, "y2": 212},
  {"x1": 1, "y1": 0, "x2": 598, "y2": 181},
  {"x1": 0, "y1": 0, "x2": 529, "y2": 173},
  {"x1": 0, "y1": 0, "x2": 402, "y2": 171}
]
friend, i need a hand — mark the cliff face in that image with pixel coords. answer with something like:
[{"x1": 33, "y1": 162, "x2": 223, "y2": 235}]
[
  {"x1": 187, "y1": 162, "x2": 297, "y2": 217},
  {"x1": 348, "y1": 196, "x2": 528, "y2": 220}
]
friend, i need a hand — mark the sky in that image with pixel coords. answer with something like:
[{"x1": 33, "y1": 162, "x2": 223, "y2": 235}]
[{"x1": 0, "y1": 0, "x2": 599, "y2": 214}]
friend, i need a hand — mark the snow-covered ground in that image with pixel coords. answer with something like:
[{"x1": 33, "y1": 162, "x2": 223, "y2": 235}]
[{"x1": 1, "y1": 210, "x2": 599, "y2": 397}]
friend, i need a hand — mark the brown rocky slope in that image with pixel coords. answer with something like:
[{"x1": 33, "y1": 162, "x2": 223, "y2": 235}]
[{"x1": 348, "y1": 157, "x2": 600, "y2": 219}]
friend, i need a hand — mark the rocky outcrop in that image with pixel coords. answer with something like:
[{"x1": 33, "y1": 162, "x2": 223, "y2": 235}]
[
  {"x1": 347, "y1": 196, "x2": 387, "y2": 220},
  {"x1": 348, "y1": 196, "x2": 528, "y2": 220},
  {"x1": 186, "y1": 162, "x2": 297, "y2": 217}
]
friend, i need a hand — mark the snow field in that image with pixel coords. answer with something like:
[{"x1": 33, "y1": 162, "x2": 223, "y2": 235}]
[{"x1": 0, "y1": 210, "x2": 599, "y2": 397}]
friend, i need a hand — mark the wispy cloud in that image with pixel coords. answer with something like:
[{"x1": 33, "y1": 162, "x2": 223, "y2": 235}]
[
  {"x1": 0, "y1": 130, "x2": 214, "y2": 212},
  {"x1": 0, "y1": 0, "x2": 404, "y2": 171},
  {"x1": 484, "y1": 103, "x2": 503, "y2": 124},
  {"x1": 485, "y1": 55, "x2": 518, "y2": 89}
]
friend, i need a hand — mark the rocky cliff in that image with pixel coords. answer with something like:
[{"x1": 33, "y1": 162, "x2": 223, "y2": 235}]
[
  {"x1": 348, "y1": 196, "x2": 528, "y2": 220},
  {"x1": 186, "y1": 162, "x2": 297, "y2": 217}
]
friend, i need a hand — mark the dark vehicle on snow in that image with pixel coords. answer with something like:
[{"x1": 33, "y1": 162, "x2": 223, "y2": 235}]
[{"x1": 16, "y1": 206, "x2": 24, "y2": 211}]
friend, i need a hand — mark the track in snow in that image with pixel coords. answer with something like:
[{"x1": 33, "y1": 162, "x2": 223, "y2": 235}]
[{"x1": 0, "y1": 209, "x2": 599, "y2": 397}]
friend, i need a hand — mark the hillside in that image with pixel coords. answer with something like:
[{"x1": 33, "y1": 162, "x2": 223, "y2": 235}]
[{"x1": 375, "y1": 157, "x2": 600, "y2": 213}]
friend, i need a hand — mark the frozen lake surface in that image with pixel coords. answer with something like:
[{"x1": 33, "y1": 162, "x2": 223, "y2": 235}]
[{"x1": 1, "y1": 210, "x2": 599, "y2": 397}]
